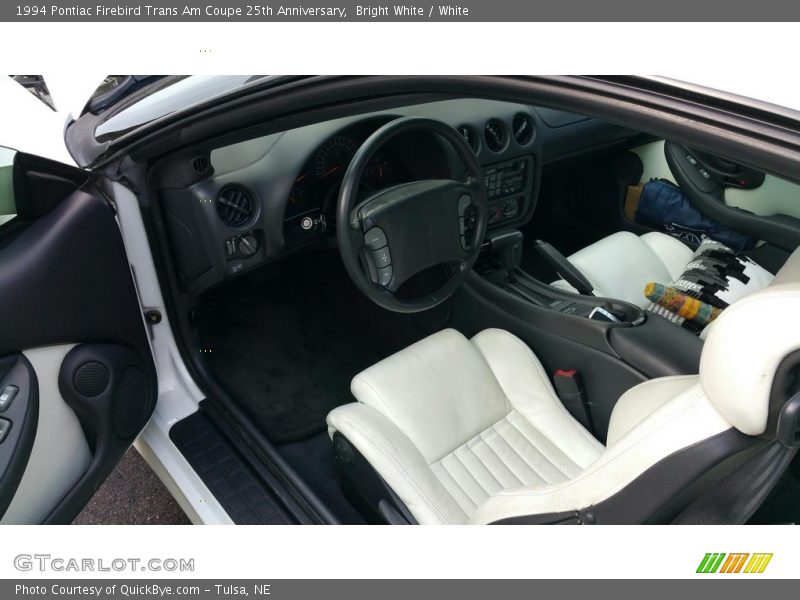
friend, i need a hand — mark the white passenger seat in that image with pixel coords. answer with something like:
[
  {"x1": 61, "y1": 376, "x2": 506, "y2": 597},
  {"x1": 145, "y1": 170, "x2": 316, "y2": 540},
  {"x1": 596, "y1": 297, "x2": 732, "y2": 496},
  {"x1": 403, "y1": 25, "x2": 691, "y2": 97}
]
[{"x1": 550, "y1": 231, "x2": 693, "y2": 308}]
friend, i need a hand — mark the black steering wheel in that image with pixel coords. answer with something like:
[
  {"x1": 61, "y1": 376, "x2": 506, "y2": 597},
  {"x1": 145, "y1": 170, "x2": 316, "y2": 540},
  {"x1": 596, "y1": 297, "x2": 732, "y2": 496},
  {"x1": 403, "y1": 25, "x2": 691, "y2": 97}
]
[{"x1": 337, "y1": 116, "x2": 488, "y2": 314}]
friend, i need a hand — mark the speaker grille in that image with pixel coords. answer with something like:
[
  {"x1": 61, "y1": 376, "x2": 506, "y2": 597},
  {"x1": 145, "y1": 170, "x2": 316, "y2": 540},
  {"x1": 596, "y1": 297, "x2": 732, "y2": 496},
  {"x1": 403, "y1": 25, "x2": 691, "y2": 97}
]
[{"x1": 73, "y1": 361, "x2": 110, "y2": 397}]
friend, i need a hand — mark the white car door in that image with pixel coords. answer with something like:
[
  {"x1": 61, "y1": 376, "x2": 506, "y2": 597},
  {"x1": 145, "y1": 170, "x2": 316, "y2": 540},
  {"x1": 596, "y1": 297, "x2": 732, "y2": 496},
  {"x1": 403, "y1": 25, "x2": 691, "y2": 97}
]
[{"x1": 0, "y1": 79, "x2": 159, "y2": 524}]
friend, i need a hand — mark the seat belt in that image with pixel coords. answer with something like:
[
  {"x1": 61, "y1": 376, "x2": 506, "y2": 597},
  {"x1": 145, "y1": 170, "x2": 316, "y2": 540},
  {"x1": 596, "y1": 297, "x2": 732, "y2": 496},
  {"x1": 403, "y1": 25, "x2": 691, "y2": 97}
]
[{"x1": 553, "y1": 369, "x2": 595, "y2": 435}]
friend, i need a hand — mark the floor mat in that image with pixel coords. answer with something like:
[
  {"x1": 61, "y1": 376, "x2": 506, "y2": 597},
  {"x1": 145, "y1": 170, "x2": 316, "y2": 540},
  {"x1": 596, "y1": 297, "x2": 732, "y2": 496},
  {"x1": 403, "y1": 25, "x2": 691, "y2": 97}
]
[{"x1": 195, "y1": 248, "x2": 436, "y2": 444}]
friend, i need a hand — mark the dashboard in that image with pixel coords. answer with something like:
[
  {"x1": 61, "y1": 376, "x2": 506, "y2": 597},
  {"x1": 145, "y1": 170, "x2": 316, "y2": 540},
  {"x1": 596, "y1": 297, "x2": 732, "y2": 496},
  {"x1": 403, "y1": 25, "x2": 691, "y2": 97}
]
[{"x1": 156, "y1": 99, "x2": 640, "y2": 295}]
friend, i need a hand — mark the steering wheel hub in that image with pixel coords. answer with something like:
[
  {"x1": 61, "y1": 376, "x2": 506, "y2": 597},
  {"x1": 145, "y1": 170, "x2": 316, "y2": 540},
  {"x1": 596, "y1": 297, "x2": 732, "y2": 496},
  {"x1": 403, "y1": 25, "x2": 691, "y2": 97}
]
[{"x1": 336, "y1": 116, "x2": 488, "y2": 313}]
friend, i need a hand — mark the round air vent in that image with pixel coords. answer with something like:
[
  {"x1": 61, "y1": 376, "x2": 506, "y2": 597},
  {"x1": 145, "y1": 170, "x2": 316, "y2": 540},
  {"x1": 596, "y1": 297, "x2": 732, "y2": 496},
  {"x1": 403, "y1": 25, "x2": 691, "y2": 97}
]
[
  {"x1": 484, "y1": 119, "x2": 508, "y2": 152},
  {"x1": 457, "y1": 125, "x2": 479, "y2": 154},
  {"x1": 217, "y1": 185, "x2": 255, "y2": 228},
  {"x1": 512, "y1": 113, "x2": 536, "y2": 145}
]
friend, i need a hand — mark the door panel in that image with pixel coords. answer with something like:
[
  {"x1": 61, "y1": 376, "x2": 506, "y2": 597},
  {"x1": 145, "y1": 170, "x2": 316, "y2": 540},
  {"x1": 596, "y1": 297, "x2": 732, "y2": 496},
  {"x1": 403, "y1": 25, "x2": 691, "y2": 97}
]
[
  {"x1": 1, "y1": 346, "x2": 90, "y2": 524},
  {"x1": 0, "y1": 353, "x2": 39, "y2": 519},
  {"x1": 0, "y1": 151, "x2": 157, "y2": 523},
  {"x1": 635, "y1": 140, "x2": 800, "y2": 221}
]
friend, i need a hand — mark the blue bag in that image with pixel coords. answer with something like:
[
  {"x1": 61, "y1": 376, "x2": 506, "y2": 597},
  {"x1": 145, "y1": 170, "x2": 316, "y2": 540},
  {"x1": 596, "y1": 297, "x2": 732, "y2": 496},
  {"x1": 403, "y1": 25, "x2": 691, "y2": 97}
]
[{"x1": 635, "y1": 179, "x2": 753, "y2": 251}]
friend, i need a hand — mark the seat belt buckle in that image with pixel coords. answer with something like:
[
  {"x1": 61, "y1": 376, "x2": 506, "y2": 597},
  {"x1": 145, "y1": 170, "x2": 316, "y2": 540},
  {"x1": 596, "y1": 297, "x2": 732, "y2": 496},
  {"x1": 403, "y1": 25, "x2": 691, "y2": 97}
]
[{"x1": 554, "y1": 369, "x2": 594, "y2": 434}]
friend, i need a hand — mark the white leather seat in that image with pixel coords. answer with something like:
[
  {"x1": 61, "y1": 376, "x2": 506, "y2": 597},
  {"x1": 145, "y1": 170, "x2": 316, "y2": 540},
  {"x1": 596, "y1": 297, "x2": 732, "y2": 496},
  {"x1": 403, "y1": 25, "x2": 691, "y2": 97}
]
[
  {"x1": 550, "y1": 231, "x2": 693, "y2": 307},
  {"x1": 327, "y1": 283, "x2": 800, "y2": 524}
]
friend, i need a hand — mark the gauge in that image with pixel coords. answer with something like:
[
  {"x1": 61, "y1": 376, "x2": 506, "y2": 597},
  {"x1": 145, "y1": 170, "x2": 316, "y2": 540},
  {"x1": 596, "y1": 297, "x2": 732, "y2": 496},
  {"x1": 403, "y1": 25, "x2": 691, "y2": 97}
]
[
  {"x1": 365, "y1": 155, "x2": 391, "y2": 184},
  {"x1": 288, "y1": 173, "x2": 309, "y2": 209},
  {"x1": 314, "y1": 135, "x2": 359, "y2": 179}
]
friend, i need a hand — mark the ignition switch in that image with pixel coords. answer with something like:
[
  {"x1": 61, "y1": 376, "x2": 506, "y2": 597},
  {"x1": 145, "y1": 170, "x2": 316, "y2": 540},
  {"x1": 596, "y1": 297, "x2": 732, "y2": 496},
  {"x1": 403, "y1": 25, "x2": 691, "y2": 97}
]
[{"x1": 300, "y1": 214, "x2": 327, "y2": 232}]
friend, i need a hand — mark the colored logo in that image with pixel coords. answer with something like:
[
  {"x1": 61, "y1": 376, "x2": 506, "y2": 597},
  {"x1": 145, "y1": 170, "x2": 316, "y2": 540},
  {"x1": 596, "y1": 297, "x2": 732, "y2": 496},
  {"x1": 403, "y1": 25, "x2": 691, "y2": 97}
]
[{"x1": 696, "y1": 553, "x2": 773, "y2": 574}]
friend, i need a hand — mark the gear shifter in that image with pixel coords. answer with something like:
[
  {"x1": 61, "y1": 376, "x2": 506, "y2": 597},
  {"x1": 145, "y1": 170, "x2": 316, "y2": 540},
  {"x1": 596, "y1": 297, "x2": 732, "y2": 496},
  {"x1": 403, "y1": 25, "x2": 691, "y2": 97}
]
[
  {"x1": 533, "y1": 239, "x2": 594, "y2": 296},
  {"x1": 486, "y1": 230, "x2": 524, "y2": 283}
]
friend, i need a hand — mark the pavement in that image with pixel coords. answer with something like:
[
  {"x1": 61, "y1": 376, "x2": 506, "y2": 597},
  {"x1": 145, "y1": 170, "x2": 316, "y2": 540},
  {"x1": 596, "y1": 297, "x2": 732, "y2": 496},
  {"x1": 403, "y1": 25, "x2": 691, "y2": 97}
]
[{"x1": 73, "y1": 448, "x2": 191, "y2": 525}]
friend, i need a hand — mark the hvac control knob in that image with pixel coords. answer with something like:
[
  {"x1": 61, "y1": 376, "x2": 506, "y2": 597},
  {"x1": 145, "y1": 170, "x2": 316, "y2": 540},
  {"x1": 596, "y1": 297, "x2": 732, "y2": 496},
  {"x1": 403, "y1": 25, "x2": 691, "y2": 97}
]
[{"x1": 237, "y1": 234, "x2": 258, "y2": 258}]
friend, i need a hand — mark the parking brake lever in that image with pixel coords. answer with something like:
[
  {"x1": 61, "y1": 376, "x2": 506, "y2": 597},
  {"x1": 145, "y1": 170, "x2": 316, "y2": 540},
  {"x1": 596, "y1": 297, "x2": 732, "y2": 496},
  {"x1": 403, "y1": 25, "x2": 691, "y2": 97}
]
[{"x1": 533, "y1": 239, "x2": 594, "y2": 296}]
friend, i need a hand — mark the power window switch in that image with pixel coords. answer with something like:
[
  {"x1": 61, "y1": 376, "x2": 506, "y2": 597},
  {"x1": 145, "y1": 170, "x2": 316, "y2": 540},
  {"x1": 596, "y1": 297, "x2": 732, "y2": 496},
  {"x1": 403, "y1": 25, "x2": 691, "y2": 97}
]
[
  {"x1": 0, "y1": 385, "x2": 17, "y2": 412},
  {"x1": 0, "y1": 418, "x2": 11, "y2": 443}
]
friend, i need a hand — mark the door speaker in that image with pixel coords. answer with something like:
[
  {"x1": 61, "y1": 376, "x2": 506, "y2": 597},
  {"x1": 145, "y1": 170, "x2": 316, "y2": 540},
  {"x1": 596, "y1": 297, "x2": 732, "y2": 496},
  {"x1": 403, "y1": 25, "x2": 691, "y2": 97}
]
[{"x1": 72, "y1": 361, "x2": 110, "y2": 397}]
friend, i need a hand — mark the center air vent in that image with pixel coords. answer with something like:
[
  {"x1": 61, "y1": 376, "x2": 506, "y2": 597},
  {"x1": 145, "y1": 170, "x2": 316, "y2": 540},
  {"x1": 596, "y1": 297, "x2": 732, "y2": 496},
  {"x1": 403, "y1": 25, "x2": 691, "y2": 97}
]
[
  {"x1": 512, "y1": 113, "x2": 536, "y2": 145},
  {"x1": 484, "y1": 119, "x2": 507, "y2": 152},
  {"x1": 217, "y1": 185, "x2": 255, "y2": 228},
  {"x1": 457, "y1": 125, "x2": 479, "y2": 154}
]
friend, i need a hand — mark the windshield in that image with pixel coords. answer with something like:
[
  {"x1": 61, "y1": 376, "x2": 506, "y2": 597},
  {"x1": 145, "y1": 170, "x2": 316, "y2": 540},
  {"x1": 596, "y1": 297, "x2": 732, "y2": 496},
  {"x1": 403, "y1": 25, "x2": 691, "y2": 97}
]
[{"x1": 94, "y1": 75, "x2": 268, "y2": 141}]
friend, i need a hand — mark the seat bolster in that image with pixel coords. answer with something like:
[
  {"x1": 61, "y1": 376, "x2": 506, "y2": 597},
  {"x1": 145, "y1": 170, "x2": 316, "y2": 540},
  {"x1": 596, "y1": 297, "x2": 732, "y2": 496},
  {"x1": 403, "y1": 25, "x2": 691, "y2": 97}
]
[
  {"x1": 700, "y1": 283, "x2": 800, "y2": 435},
  {"x1": 326, "y1": 403, "x2": 469, "y2": 525},
  {"x1": 640, "y1": 232, "x2": 694, "y2": 281},
  {"x1": 350, "y1": 328, "x2": 510, "y2": 463},
  {"x1": 606, "y1": 375, "x2": 699, "y2": 446},
  {"x1": 470, "y1": 382, "x2": 731, "y2": 524},
  {"x1": 470, "y1": 329, "x2": 604, "y2": 468}
]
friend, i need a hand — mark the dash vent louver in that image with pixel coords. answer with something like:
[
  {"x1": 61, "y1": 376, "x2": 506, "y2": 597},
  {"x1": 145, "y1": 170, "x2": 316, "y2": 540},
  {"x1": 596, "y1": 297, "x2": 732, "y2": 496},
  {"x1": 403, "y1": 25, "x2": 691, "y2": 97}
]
[{"x1": 216, "y1": 185, "x2": 255, "y2": 228}]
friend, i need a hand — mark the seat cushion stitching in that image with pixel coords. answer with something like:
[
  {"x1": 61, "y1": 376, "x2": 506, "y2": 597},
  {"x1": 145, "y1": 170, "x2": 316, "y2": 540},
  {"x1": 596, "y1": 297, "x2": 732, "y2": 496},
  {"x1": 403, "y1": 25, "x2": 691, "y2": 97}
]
[
  {"x1": 436, "y1": 457, "x2": 480, "y2": 509},
  {"x1": 490, "y1": 387, "x2": 710, "y2": 503},
  {"x1": 430, "y1": 462, "x2": 477, "y2": 513},
  {"x1": 464, "y1": 439, "x2": 505, "y2": 490},
  {"x1": 479, "y1": 427, "x2": 525, "y2": 486},
  {"x1": 494, "y1": 420, "x2": 558, "y2": 484},
  {"x1": 450, "y1": 449, "x2": 492, "y2": 498},
  {"x1": 489, "y1": 421, "x2": 539, "y2": 485},
  {"x1": 505, "y1": 416, "x2": 572, "y2": 480}
]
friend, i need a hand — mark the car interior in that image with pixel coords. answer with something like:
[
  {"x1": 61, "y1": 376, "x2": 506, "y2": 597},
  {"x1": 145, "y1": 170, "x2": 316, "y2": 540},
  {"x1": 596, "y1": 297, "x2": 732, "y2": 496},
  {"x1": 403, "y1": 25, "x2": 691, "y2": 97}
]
[{"x1": 139, "y1": 97, "x2": 800, "y2": 525}]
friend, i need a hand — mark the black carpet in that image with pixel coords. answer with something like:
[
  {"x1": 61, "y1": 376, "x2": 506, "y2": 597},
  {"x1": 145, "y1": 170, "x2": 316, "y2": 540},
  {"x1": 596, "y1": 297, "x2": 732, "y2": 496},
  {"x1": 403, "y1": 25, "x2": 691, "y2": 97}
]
[
  {"x1": 277, "y1": 432, "x2": 366, "y2": 524},
  {"x1": 195, "y1": 248, "x2": 437, "y2": 445},
  {"x1": 749, "y1": 461, "x2": 800, "y2": 525}
]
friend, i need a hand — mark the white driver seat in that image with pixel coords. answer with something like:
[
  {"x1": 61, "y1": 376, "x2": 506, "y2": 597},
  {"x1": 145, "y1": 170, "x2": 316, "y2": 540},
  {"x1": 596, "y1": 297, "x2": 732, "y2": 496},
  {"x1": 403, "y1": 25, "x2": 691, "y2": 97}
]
[
  {"x1": 327, "y1": 283, "x2": 800, "y2": 524},
  {"x1": 550, "y1": 231, "x2": 693, "y2": 307}
]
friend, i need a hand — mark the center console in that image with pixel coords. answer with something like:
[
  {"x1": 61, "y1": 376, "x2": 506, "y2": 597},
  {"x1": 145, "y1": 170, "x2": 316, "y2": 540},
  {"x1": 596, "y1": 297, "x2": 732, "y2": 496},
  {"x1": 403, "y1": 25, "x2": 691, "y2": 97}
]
[
  {"x1": 455, "y1": 228, "x2": 704, "y2": 439},
  {"x1": 479, "y1": 229, "x2": 645, "y2": 325}
]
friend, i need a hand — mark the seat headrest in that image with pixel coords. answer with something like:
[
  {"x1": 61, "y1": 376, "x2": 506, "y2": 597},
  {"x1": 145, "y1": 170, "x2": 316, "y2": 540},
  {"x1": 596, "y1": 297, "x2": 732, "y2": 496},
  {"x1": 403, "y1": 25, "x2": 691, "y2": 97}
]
[{"x1": 700, "y1": 282, "x2": 800, "y2": 435}]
